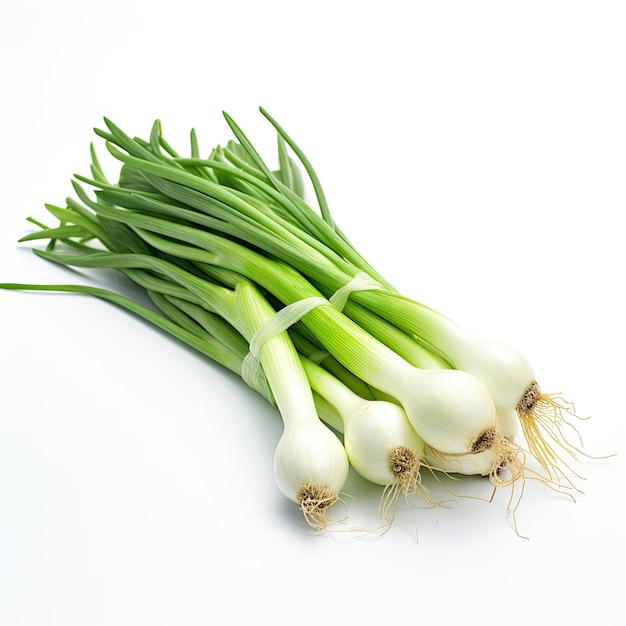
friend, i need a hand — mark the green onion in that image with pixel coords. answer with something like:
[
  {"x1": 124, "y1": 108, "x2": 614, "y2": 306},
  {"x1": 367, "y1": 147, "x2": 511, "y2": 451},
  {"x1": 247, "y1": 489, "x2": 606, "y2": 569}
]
[
  {"x1": 234, "y1": 279, "x2": 349, "y2": 529},
  {"x1": 1, "y1": 108, "x2": 591, "y2": 532},
  {"x1": 301, "y1": 356, "x2": 432, "y2": 522},
  {"x1": 26, "y1": 220, "x2": 508, "y2": 461}
]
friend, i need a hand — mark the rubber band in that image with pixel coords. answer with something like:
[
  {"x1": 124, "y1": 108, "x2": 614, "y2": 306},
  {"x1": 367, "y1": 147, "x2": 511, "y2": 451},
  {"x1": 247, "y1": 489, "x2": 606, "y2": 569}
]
[
  {"x1": 241, "y1": 296, "x2": 328, "y2": 393},
  {"x1": 329, "y1": 272, "x2": 384, "y2": 311},
  {"x1": 243, "y1": 366, "x2": 273, "y2": 403}
]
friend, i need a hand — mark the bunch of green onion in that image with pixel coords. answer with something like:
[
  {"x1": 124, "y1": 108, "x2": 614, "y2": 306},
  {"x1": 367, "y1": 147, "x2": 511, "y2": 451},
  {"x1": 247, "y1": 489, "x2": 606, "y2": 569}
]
[{"x1": 0, "y1": 109, "x2": 587, "y2": 531}]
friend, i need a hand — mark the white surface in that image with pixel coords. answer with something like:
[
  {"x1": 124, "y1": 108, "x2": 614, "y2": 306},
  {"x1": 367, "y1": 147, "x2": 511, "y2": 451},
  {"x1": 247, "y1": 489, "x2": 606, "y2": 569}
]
[{"x1": 1, "y1": 1, "x2": 625, "y2": 624}]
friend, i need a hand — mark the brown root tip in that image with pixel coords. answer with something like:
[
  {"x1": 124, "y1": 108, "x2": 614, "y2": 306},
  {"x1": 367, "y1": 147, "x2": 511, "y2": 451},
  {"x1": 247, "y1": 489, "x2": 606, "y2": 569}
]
[
  {"x1": 388, "y1": 446, "x2": 420, "y2": 493},
  {"x1": 518, "y1": 380, "x2": 542, "y2": 414},
  {"x1": 375, "y1": 446, "x2": 437, "y2": 536},
  {"x1": 516, "y1": 380, "x2": 587, "y2": 481},
  {"x1": 296, "y1": 480, "x2": 339, "y2": 531},
  {"x1": 470, "y1": 427, "x2": 497, "y2": 454},
  {"x1": 487, "y1": 436, "x2": 526, "y2": 487}
]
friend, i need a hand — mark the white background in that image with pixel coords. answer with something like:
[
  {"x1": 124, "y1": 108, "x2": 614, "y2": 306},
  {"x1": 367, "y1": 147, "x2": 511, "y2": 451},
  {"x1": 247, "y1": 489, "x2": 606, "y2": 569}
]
[{"x1": 1, "y1": 1, "x2": 625, "y2": 624}]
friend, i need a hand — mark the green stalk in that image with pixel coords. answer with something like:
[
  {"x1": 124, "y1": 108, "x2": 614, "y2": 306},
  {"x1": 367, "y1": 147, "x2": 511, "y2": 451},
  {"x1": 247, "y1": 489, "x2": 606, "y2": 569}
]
[
  {"x1": 234, "y1": 279, "x2": 317, "y2": 425},
  {"x1": 288, "y1": 328, "x2": 376, "y2": 401},
  {"x1": 85, "y1": 116, "x2": 491, "y2": 373},
  {"x1": 29, "y1": 248, "x2": 241, "y2": 332},
  {"x1": 72, "y1": 124, "x2": 454, "y2": 370},
  {"x1": 101, "y1": 140, "x2": 349, "y2": 271},
  {"x1": 27, "y1": 209, "x2": 412, "y2": 395},
  {"x1": 0, "y1": 282, "x2": 245, "y2": 376},
  {"x1": 112, "y1": 211, "x2": 413, "y2": 390}
]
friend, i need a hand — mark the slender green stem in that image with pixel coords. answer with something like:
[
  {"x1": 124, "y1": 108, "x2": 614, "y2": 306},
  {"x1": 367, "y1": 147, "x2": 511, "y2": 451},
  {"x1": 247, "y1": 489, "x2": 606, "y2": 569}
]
[{"x1": 0, "y1": 282, "x2": 245, "y2": 375}]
